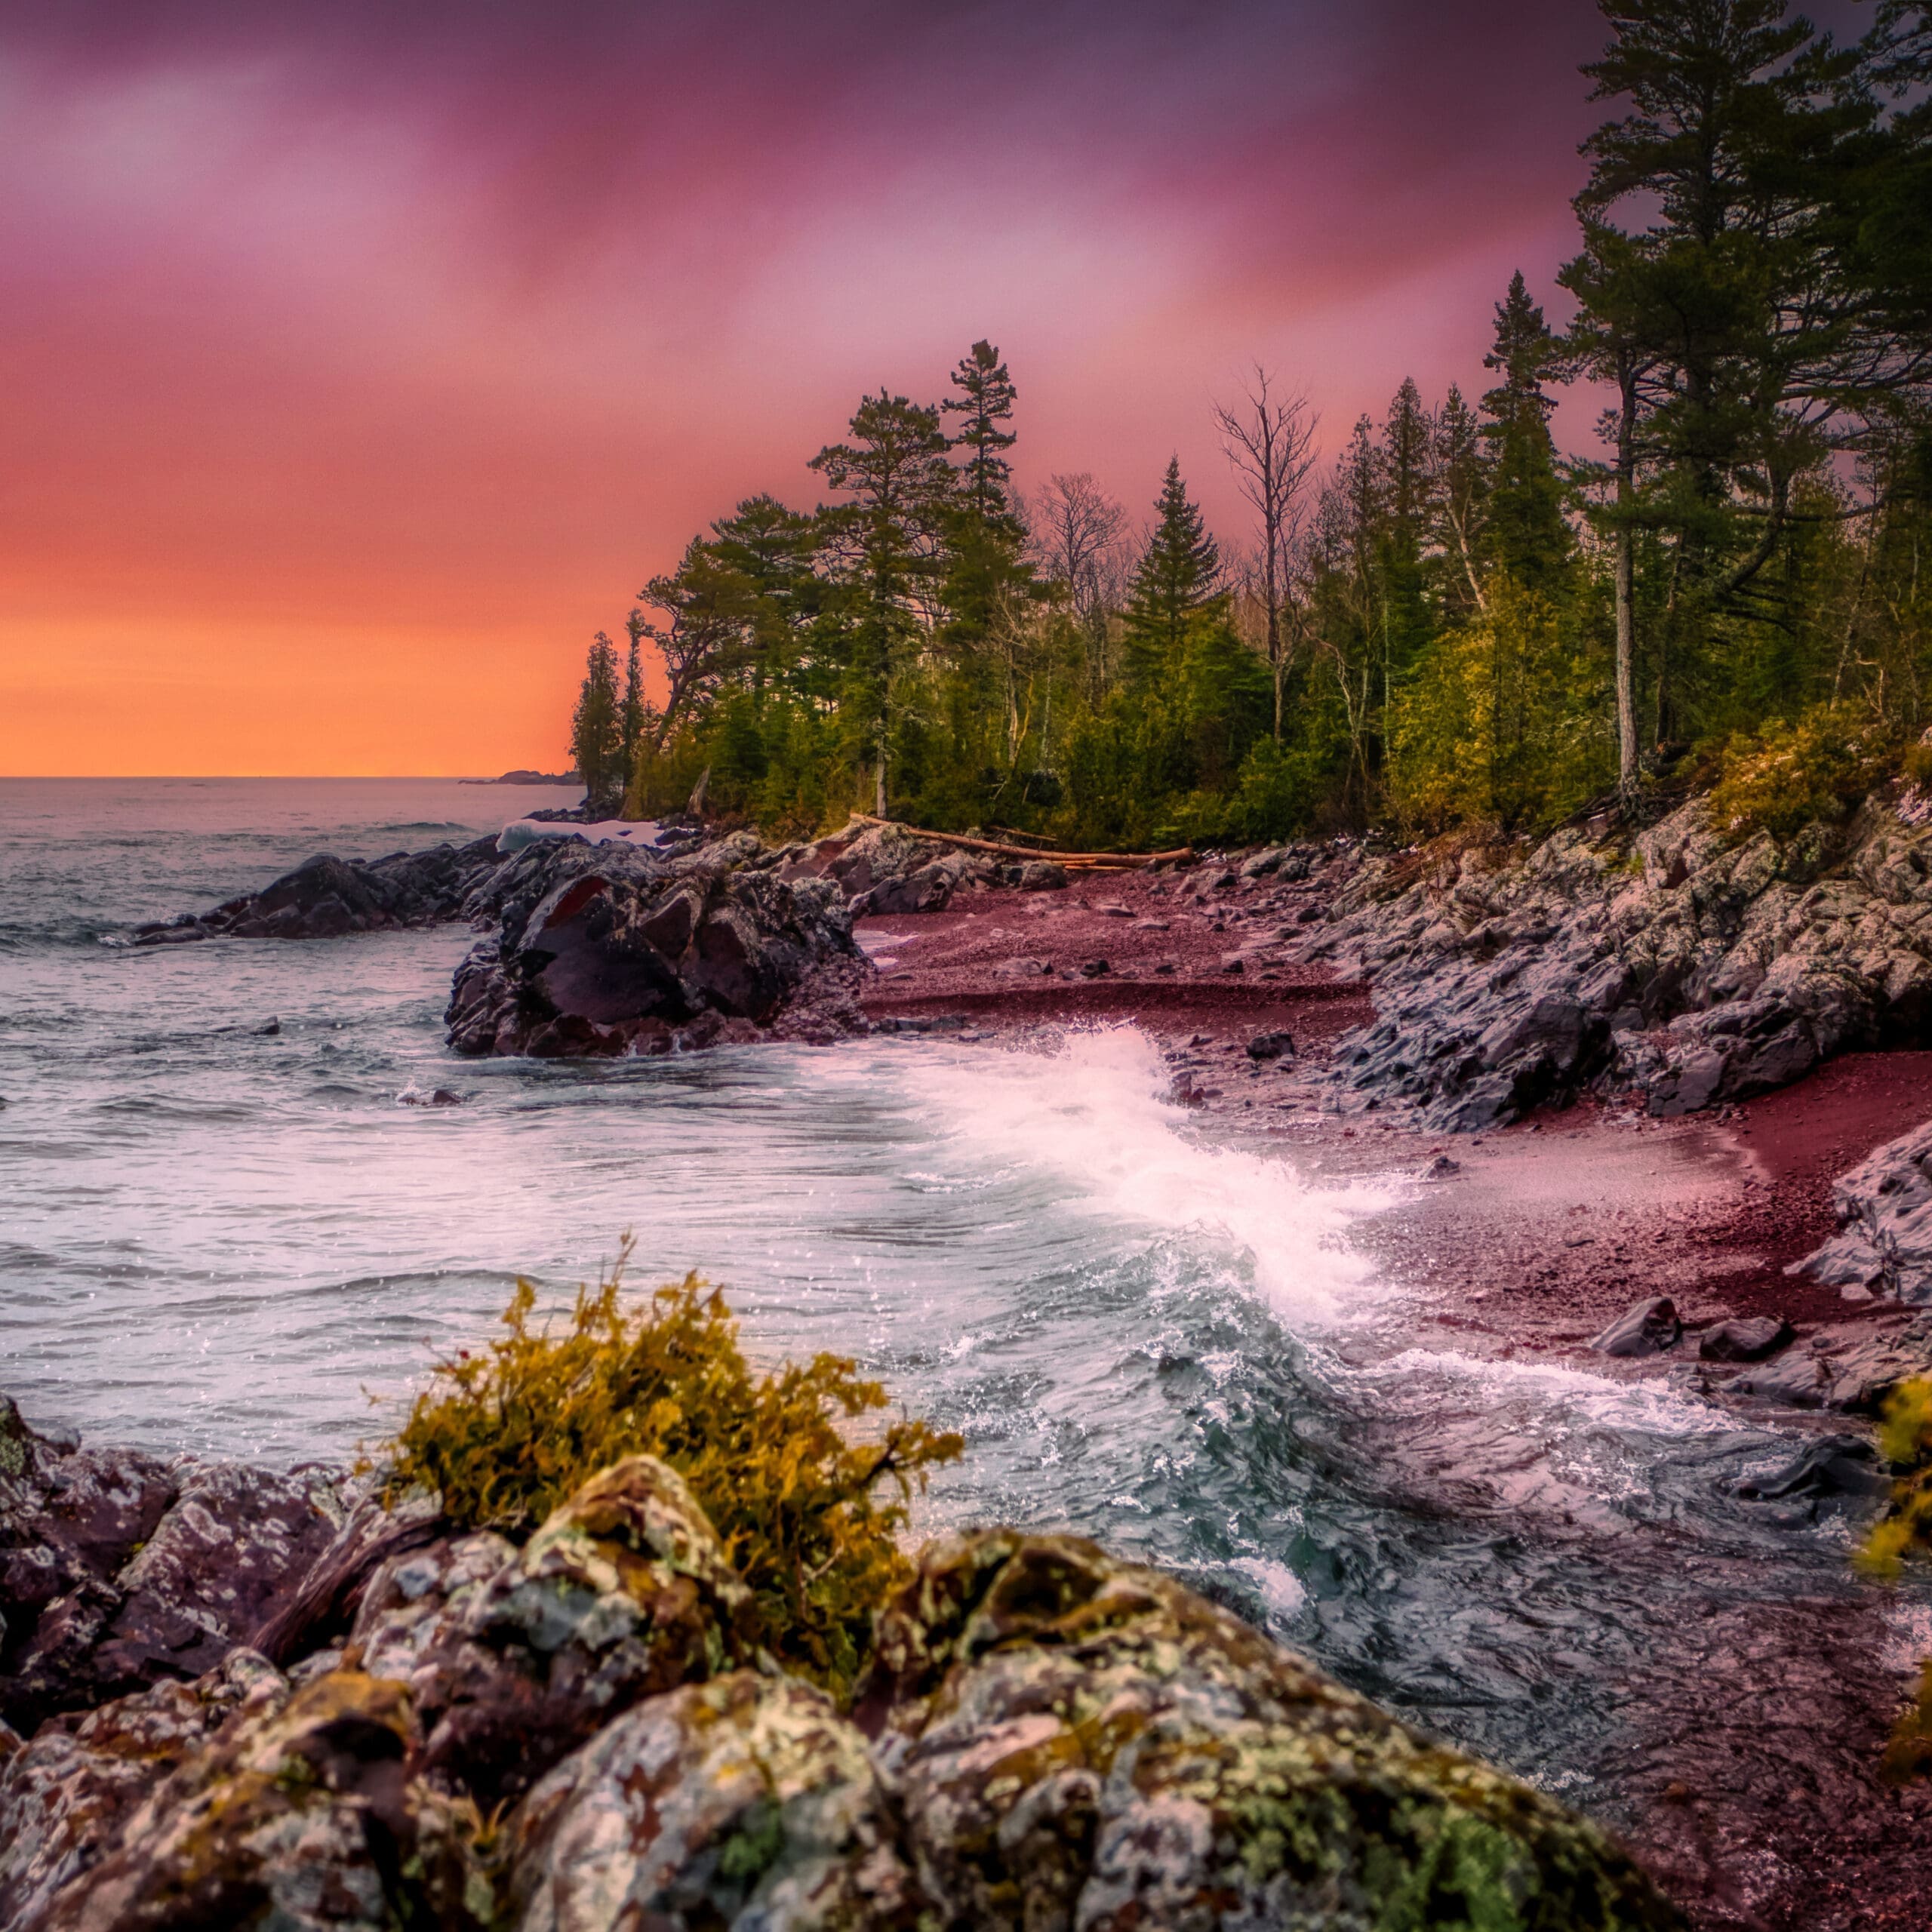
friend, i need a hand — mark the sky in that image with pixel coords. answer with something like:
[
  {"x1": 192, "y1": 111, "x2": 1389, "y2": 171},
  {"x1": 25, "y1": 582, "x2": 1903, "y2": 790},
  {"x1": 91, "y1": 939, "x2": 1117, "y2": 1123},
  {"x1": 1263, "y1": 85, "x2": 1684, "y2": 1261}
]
[{"x1": 0, "y1": 0, "x2": 1617, "y2": 777}]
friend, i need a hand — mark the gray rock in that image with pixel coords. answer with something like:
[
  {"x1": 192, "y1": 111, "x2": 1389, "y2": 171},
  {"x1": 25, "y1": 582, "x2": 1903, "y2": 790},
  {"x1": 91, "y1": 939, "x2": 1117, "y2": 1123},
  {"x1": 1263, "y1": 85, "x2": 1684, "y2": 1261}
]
[
  {"x1": 1733, "y1": 1318, "x2": 1932, "y2": 1411},
  {"x1": 1017, "y1": 860, "x2": 1067, "y2": 892},
  {"x1": 1698, "y1": 1315, "x2": 1795, "y2": 1363},
  {"x1": 1245, "y1": 1029, "x2": 1296, "y2": 1061},
  {"x1": 1297, "y1": 795, "x2": 1932, "y2": 1129},
  {"x1": 1589, "y1": 1295, "x2": 1682, "y2": 1358},
  {"x1": 1795, "y1": 1116, "x2": 1932, "y2": 1303},
  {"x1": 1734, "y1": 1435, "x2": 1890, "y2": 1503}
]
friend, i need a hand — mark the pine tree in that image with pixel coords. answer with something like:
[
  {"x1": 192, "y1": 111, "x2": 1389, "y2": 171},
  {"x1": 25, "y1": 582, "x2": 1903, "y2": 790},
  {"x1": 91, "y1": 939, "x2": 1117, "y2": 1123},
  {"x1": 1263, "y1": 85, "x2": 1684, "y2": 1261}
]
[
  {"x1": 1121, "y1": 458, "x2": 1223, "y2": 682},
  {"x1": 1377, "y1": 378, "x2": 1435, "y2": 700},
  {"x1": 941, "y1": 341, "x2": 1020, "y2": 532},
  {"x1": 620, "y1": 617, "x2": 648, "y2": 779},
  {"x1": 1479, "y1": 272, "x2": 1572, "y2": 591},
  {"x1": 570, "y1": 632, "x2": 624, "y2": 814},
  {"x1": 811, "y1": 392, "x2": 954, "y2": 814},
  {"x1": 1429, "y1": 384, "x2": 1491, "y2": 617},
  {"x1": 939, "y1": 340, "x2": 1033, "y2": 651}
]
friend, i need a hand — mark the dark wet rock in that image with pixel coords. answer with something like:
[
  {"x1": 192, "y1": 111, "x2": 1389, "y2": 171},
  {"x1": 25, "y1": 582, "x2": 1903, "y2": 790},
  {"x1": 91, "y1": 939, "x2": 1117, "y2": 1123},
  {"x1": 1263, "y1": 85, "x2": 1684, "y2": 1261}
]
[
  {"x1": 1698, "y1": 1315, "x2": 1795, "y2": 1363},
  {"x1": 345, "y1": 1457, "x2": 752, "y2": 1804},
  {"x1": 0, "y1": 1401, "x2": 344, "y2": 1733},
  {"x1": 1017, "y1": 859, "x2": 1067, "y2": 891},
  {"x1": 858, "y1": 1529, "x2": 1678, "y2": 1931},
  {"x1": 444, "y1": 836, "x2": 866, "y2": 1058},
  {"x1": 1246, "y1": 1027, "x2": 1295, "y2": 1060},
  {"x1": 1733, "y1": 1315, "x2": 1932, "y2": 1411},
  {"x1": 0, "y1": 1647, "x2": 286, "y2": 1927},
  {"x1": 1733, "y1": 1435, "x2": 1890, "y2": 1503},
  {"x1": 1795, "y1": 1115, "x2": 1932, "y2": 1303},
  {"x1": 1296, "y1": 795, "x2": 1932, "y2": 1128},
  {"x1": 508, "y1": 1672, "x2": 923, "y2": 1932},
  {"x1": 1078, "y1": 958, "x2": 1110, "y2": 977},
  {"x1": 1590, "y1": 1295, "x2": 1683, "y2": 1358},
  {"x1": 132, "y1": 834, "x2": 506, "y2": 945}
]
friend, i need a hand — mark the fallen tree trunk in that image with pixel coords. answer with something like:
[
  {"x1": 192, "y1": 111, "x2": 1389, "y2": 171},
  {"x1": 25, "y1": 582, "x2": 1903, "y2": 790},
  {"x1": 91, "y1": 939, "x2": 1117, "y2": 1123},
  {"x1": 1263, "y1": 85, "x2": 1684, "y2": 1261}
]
[{"x1": 848, "y1": 814, "x2": 1191, "y2": 869}]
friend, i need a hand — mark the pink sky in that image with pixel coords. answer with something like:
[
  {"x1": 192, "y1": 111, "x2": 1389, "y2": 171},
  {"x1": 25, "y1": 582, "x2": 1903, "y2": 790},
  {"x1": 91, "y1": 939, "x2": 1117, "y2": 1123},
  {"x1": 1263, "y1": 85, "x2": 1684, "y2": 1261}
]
[{"x1": 0, "y1": 0, "x2": 1612, "y2": 774}]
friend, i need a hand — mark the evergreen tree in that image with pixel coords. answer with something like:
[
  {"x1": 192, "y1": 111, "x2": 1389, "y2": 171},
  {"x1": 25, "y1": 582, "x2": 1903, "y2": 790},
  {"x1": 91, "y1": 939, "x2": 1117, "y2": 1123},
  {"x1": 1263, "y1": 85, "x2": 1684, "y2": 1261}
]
[
  {"x1": 810, "y1": 391, "x2": 954, "y2": 814},
  {"x1": 1377, "y1": 378, "x2": 1435, "y2": 696},
  {"x1": 1121, "y1": 458, "x2": 1223, "y2": 682},
  {"x1": 941, "y1": 341, "x2": 1020, "y2": 531},
  {"x1": 1429, "y1": 384, "x2": 1491, "y2": 617},
  {"x1": 570, "y1": 631, "x2": 624, "y2": 813},
  {"x1": 620, "y1": 617, "x2": 648, "y2": 777},
  {"x1": 938, "y1": 340, "x2": 1034, "y2": 651},
  {"x1": 1479, "y1": 272, "x2": 1572, "y2": 590}
]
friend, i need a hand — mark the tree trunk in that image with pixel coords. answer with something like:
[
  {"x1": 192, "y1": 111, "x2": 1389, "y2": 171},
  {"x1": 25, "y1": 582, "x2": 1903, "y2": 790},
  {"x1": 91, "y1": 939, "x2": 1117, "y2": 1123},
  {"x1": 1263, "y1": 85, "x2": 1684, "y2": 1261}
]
[
  {"x1": 1614, "y1": 353, "x2": 1641, "y2": 799},
  {"x1": 874, "y1": 743, "x2": 887, "y2": 819}
]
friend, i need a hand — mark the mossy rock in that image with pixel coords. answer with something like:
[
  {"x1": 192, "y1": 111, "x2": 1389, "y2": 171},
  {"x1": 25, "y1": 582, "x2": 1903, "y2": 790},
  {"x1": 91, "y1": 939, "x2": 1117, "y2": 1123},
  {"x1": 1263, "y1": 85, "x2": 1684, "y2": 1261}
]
[
  {"x1": 21, "y1": 1667, "x2": 491, "y2": 1931},
  {"x1": 860, "y1": 1530, "x2": 1682, "y2": 1932},
  {"x1": 347, "y1": 1455, "x2": 755, "y2": 1805},
  {"x1": 509, "y1": 1669, "x2": 924, "y2": 1930}
]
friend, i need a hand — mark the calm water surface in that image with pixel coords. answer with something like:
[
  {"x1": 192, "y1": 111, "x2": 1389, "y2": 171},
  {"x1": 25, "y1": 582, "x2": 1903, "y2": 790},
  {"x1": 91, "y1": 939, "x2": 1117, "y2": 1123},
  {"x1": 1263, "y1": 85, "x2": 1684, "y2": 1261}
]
[{"x1": 0, "y1": 777, "x2": 1901, "y2": 1813}]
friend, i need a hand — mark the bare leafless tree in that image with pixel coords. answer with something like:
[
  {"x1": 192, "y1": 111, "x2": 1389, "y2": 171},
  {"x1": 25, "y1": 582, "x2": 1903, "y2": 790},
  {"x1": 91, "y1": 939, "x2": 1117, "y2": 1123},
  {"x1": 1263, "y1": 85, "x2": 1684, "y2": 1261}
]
[
  {"x1": 1037, "y1": 472, "x2": 1128, "y2": 619},
  {"x1": 1213, "y1": 366, "x2": 1320, "y2": 740}
]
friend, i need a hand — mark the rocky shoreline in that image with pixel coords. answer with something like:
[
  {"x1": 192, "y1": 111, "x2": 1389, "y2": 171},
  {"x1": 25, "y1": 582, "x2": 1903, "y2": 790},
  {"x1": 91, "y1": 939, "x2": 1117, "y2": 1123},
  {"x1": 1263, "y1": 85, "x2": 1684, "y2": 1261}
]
[
  {"x1": 0, "y1": 1400, "x2": 1678, "y2": 1931},
  {"x1": 83, "y1": 792, "x2": 1932, "y2": 1927}
]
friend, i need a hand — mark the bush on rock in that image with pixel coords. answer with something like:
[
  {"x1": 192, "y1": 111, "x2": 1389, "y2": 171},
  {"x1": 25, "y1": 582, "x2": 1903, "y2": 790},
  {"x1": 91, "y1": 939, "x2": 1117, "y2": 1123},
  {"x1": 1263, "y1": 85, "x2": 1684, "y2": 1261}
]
[{"x1": 381, "y1": 1262, "x2": 962, "y2": 1700}]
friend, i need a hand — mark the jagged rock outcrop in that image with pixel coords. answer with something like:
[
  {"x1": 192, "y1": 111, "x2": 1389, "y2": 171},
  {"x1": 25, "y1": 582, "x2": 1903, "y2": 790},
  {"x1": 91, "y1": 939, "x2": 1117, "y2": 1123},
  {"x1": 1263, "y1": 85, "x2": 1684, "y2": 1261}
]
[
  {"x1": 129, "y1": 835, "x2": 507, "y2": 944},
  {"x1": 0, "y1": 1398, "x2": 346, "y2": 1734},
  {"x1": 1300, "y1": 793, "x2": 1932, "y2": 1128},
  {"x1": 445, "y1": 836, "x2": 868, "y2": 1057},
  {"x1": 1795, "y1": 1115, "x2": 1932, "y2": 1303},
  {"x1": 0, "y1": 1447, "x2": 1680, "y2": 1932}
]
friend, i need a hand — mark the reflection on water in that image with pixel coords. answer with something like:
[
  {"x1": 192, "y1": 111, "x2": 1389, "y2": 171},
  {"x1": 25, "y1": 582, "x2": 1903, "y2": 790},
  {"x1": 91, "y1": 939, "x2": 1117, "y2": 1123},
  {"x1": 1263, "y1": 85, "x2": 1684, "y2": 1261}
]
[{"x1": 0, "y1": 778, "x2": 1905, "y2": 1814}]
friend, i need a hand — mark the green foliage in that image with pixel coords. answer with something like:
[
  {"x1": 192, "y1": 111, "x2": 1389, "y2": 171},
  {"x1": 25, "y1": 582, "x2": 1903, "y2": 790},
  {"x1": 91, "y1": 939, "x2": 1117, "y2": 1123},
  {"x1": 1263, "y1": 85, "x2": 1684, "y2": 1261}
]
[
  {"x1": 1706, "y1": 703, "x2": 1893, "y2": 841},
  {"x1": 569, "y1": 633, "x2": 625, "y2": 814},
  {"x1": 381, "y1": 1256, "x2": 963, "y2": 1697},
  {"x1": 1854, "y1": 1377, "x2": 1932, "y2": 1781}
]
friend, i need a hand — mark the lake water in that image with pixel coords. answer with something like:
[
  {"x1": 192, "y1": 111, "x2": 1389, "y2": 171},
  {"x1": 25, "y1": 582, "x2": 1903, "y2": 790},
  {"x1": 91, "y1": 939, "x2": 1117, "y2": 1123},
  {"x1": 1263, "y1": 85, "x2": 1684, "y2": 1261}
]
[{"x1": 0, "y1": 777, "x2": 1897, "y2": 1812}]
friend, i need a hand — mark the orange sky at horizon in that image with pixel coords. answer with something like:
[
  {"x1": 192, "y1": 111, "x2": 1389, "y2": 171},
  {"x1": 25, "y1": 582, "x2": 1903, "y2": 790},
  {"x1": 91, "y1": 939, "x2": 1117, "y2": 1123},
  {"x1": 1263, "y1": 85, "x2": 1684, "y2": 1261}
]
[{"x1": 0, "y1": 0, "x2": 1610, "y2": 777}]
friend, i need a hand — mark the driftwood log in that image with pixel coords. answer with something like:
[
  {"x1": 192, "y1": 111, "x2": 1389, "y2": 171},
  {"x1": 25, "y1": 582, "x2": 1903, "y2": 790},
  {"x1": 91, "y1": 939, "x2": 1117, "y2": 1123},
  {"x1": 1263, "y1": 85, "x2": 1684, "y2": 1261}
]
[{"x1": 848, "y1": 814, "x2": 1191, "y2": 870}]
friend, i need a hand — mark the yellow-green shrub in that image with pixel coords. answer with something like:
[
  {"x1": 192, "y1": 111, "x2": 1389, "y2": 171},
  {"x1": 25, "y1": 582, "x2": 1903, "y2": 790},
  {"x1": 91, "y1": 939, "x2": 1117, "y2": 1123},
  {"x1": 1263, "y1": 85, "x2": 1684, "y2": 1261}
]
[
  {"x1": 1706, "y1": 703, "x2": 1890, "y2": 843},
  {"x1": 380, "y1": 1257, "x2": 962, "y2": 1698},
  {"x1": 1856, "y1": 1377, "x2": 1932, "y2": 1780}
]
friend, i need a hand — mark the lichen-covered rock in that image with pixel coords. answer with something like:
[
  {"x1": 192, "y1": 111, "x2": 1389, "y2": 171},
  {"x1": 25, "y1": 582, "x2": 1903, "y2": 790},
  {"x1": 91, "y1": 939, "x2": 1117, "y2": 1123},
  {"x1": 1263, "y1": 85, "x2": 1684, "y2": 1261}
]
[
  {"x1": 509, "y1": 1671, "x2": 924, "y2": 1932},
  {"x1": 1299, "y1": 793, "x2": 1932, "y2": 1128},
  {"x1": 444, "y1": 838, "x2": 866, "y2": 1057},
  {"x1": 0, "y1": 1399, "x2": 346, "y2": 1731},
  {"x1": 1795, "y1": 1115, "x2": 1932, "y2": 1303},
  {"x1": 19, "y1": 1669, "x2": 491, "y2": 1932},
  {"x1": 346, "y1": 1457, "x2": 752, "y2": 1802},
  {"x1": 860, "y1": 1530, "x2": 1680, "y2": 1931},
  {"x1": 0, "y1": 1647, "x2": 285, "y2": 1927}
]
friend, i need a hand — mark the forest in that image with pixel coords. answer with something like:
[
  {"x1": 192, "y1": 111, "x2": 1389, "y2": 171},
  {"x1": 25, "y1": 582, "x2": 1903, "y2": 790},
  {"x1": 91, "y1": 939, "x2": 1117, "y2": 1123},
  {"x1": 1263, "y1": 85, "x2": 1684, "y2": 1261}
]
[{"x1": 570, "y1": 0, "x2": 1932, "y2": 853}]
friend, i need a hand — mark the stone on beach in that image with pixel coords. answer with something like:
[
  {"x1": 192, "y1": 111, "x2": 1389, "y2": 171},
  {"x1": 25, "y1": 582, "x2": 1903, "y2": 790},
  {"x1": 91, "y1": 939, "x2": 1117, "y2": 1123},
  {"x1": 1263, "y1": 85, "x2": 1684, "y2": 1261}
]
[{"x1": 1589, "y1": 1296, "x2": 1682, "y2": 1358}]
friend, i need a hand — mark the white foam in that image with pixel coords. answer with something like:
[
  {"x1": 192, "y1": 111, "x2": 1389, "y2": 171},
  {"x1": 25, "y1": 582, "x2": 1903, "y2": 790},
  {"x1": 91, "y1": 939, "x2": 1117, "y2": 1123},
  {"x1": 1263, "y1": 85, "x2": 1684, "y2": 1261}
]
[
  {"x1": 1364, "y1": 1346, "x2": 1737, "y2": 1438},
  {"x1": 887, "y1": 1025, "x2": 1389, "y2": 1326}
]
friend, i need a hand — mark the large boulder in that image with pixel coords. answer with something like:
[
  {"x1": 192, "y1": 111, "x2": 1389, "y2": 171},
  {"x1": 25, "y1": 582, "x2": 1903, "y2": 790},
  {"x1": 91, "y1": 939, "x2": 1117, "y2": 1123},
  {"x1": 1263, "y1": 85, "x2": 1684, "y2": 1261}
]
[
  {"x1": 1794, "y1": 1115, "x2": 1932, "y2": 1303},
  {"x1": 0, "y1": 1648, "x2": 286, "y2": 1927},
  {"x1": 507, "y1": 1672, "x2": 923, "y2": 1932},
  {"x1": 130, "y1": 835, "x2": 506, "y2": 944},
  {"x1": 857, "y1": 1530, "x2": 1678, "y2": 1931},
  {"x1": 0, "y1": 1398, "x2": 346, "y2": 1733},
  {"x1": 14, "y1": 1668, "x2": 492, "y2": 1932},
  {"x1": 343, "y1": 1456, "x2": 754, "y2": 1804},
  {"x1": 445, "y1": 838, "x2": 868, "y2": 1057}
]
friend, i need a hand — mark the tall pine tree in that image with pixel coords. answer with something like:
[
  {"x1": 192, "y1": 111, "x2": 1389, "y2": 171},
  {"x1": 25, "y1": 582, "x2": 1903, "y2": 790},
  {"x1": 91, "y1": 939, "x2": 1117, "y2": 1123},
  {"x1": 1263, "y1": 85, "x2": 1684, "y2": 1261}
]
[
  {"x1": 1121, "y1": 458, "x2": 1223, "y2": 684},
  {"x1": 570, "y1": 632, "x2": 624, "y2": 813},
  {"x1": 1480, "y1": 272, "x2": 1572, "y2": 591}
]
